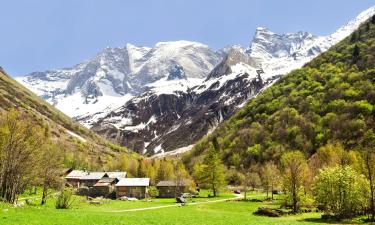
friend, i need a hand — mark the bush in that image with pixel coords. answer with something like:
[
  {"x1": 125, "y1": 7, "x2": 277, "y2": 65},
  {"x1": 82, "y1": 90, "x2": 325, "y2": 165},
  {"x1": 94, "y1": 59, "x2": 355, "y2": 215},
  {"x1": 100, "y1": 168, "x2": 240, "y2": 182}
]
[
  {"x1": 75, "y1": 187, "x2": 89, "y2": 196},
  {"x1": 55, "y1": 188, "x2": 74, "y2": 209},
  {"x1": 254, "y1": 207, "x2": 286, "y2": 217},
  {"x1": 148, "y1": 186, "x2": 159, "y2": 198}
]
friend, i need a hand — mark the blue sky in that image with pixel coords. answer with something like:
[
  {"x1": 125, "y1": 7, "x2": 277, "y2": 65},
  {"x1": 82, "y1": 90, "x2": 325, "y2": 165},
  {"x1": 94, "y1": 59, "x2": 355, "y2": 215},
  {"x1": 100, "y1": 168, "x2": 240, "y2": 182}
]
[{"x1": 1, "y1": 0, "x2": 374, "y2": 76}]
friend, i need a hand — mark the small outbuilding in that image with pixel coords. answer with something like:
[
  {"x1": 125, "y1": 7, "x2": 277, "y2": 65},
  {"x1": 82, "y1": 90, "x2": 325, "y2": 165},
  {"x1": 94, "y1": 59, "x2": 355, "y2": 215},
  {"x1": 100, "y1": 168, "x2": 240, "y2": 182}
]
[
  {"x1": 156, "y1": 180, "x2": 192, "y2": 198},
  {"x1": 115, "y1": 178, "x2": 150, "y2": 199},
  {"x1": 92, "y1": 177, "x2": 119, "y2": 197}
]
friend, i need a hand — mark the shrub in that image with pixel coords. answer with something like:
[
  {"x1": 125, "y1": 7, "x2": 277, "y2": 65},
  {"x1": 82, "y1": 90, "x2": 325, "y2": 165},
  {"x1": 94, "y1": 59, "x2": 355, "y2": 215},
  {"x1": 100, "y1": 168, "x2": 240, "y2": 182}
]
[
  {"x1": 148, "y1": 186, "x2": 159, "y2": 198},
  {"x1": 254, "y1": 207, "x2": 286, "y2": 217},
  {"x1": 55, "y1": 188, "x2": 74, "y2": 209}
]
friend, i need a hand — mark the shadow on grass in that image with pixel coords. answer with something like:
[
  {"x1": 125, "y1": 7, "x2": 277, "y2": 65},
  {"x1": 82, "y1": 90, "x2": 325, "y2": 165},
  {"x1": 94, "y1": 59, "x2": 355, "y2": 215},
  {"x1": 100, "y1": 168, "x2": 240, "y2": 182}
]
[{"x1": 300, "y1": 218, "x2": 364, "y2": 224}]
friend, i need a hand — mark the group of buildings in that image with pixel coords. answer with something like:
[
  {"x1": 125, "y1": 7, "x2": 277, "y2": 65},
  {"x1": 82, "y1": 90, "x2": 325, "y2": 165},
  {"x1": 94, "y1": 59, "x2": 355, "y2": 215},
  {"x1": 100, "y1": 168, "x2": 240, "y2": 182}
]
[{"x1": 64, "y1": 169, "x2": 191, "y2": 199}]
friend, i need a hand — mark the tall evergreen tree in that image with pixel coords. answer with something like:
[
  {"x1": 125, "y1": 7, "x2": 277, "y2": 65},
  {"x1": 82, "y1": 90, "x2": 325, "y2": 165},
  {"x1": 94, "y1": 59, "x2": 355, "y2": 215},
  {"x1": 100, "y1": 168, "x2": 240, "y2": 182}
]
[
  {"x1": 194, "y1": 143, "x2": 226, "y2": 197},
  {"x1": 353, "y1": 44, "x2": 360, "y2": 62}
]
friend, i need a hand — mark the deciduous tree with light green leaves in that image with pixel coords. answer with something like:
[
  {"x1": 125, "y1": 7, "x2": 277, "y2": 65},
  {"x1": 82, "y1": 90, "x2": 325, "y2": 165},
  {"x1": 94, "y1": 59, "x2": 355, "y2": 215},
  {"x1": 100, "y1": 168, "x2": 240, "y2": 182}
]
[
  {"x1": 314, "y1": 166, "x2": 369, "y2": 219},
  {"x1": 281, "y1": 151, "x2": 310, "y2": 212}
]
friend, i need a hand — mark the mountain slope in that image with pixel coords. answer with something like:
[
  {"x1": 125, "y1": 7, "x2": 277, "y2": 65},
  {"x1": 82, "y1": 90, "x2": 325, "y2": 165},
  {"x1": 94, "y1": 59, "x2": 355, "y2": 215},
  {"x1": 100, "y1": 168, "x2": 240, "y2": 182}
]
[
  {"x1": 184, "y1": 15, "x2": 375, "y2": 169},
  {"x1": 0, "y1": 67, "x2": 138, "y2": 168}
]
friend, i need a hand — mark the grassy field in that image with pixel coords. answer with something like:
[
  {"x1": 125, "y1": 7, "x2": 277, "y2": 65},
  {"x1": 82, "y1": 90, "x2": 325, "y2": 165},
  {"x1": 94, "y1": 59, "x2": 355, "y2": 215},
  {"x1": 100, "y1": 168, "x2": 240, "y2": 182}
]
[{"x1": 0, "y1": 191, "x2": 366, "y2": 225}]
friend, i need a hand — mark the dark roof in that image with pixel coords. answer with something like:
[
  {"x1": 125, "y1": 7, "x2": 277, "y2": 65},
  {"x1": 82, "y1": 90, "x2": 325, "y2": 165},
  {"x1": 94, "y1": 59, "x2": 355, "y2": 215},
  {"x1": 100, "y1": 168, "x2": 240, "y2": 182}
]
[
  {"x1": 98, "y1": 177, "x2": 117, "y2": 184},
  {"x1": 156, "y1": 180, "x2": 191, "y2": 187}
]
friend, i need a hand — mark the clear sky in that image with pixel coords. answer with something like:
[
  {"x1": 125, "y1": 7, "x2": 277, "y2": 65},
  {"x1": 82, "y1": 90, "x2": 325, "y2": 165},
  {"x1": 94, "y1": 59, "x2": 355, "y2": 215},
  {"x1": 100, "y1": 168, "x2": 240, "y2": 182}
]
[{"x1": 1, "y1": 0, "x2": 374, "y2": 76}]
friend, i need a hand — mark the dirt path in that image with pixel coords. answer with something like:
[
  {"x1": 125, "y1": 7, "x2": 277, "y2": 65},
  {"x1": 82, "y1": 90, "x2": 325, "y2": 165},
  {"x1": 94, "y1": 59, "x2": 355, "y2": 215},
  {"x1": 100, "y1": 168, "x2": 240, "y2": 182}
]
[{"x1": 107, "y1": 195, "x2": 243, "y2": 213}]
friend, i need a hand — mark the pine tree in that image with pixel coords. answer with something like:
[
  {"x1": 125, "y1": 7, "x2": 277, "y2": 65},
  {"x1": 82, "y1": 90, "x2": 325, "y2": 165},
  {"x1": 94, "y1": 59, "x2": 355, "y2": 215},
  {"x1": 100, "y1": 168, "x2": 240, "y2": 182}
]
[
  {"x1": 350, "y1": 32, "x2": 358, "y2": 43},
  {"x1": 137, "y1": 159, "x2": 147, "y2": 177},
  {"x1": 353, "y1": 44, "x2": 360, "y2": 62},
  {"x1": 201, "y1": 143, "x2": 226, "y2": 197}
]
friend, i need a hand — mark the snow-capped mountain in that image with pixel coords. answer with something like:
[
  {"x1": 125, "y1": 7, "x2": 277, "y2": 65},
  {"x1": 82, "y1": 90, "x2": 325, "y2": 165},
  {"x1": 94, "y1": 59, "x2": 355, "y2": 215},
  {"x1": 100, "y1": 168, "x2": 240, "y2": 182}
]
[
  {"x1": 18, "y1": 41, "x2": 222, "y2": 118},
  {"x1": 17, "y1": 5, "x2": 375, "y2": 155}
]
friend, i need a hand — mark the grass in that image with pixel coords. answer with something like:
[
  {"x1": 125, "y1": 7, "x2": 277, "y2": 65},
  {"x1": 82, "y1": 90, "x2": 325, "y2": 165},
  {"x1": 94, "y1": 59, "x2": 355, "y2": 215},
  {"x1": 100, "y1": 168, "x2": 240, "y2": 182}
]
[{"x1": 0, "y1": 191, "x2": 366, "y2": 225}]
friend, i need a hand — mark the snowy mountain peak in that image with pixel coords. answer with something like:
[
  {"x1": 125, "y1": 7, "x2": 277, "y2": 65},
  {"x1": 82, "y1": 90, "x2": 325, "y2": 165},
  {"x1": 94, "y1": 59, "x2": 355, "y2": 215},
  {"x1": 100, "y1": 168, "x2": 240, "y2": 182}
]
[
  {"x1": 248, "y1": 27, "x2": 316, "y2": 59},
  {"x1": 155, "y1": 40, "x2": 207, "y2": 48},
  {"x1": 206, "y1": 45, "x2": 258, "y2": 80}
]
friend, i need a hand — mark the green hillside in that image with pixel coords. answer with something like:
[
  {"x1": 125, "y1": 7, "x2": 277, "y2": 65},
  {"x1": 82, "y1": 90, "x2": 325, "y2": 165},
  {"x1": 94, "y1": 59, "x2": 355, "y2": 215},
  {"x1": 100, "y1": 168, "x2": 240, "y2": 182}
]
[
  {"x1": 0, "y1": 68, "x2": 138, "y2": 169},
  {"x1": 184, "y1": 17, "x2": 375, "y2": 169}
]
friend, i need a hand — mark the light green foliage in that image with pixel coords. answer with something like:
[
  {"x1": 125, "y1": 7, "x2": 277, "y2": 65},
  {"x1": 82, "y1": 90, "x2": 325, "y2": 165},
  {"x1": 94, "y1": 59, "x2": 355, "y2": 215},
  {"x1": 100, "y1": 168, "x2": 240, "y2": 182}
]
[
  {"x1": 0, "y1": 109, "x2": 44, "y2": 203},
  {"x1": 148, "y1": 186, "x2": 159, "y2": 198},
  {"x1": 55, "y1": 188, "x2": 74, "y2": 209},
  {"x1": 314, "y1": 166, "x2": 369, "y2": 219}
]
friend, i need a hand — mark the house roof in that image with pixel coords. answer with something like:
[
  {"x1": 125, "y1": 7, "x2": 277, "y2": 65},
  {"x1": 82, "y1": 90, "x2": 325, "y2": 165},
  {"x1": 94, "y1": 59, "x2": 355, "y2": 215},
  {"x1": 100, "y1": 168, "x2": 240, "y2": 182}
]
[
  {"x1": 65, "y1": 170, "x2": 87, "y2": 179},
  {"x1": 80, "y1": 172, "x2": 106, "y2": 180},
  {"x1": 115, "y1": 178, "x2": 150, "y2": 187},
  {"x1": 156, "y1": 180, "x2": 191, "y2": 187},
  {"x1": 106, "y1": 172, "x2": 127, "y2": 179}
]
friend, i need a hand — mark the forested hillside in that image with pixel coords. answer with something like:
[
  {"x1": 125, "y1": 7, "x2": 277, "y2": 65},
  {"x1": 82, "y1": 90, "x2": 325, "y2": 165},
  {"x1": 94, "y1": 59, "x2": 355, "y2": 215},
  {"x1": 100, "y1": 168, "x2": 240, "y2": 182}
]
[
  {"x1": 0, "y1": 68, "x2": 138, "y2": 170},
  {"x1": 185, "y1": 16, "x2": 375, "y2": 170}
]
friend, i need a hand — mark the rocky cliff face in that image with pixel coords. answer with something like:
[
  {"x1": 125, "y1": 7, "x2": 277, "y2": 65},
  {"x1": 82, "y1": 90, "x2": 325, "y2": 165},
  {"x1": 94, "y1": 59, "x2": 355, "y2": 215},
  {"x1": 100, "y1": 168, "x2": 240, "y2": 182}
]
[{"x1": 89, "y1": 47, "x2": 279, "y2": 155}]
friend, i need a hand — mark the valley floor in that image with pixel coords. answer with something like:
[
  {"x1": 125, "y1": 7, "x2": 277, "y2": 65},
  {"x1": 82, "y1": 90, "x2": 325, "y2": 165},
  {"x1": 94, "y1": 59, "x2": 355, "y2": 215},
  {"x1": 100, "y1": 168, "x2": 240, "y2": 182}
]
[{"x1": 0, "y1": 192, "x2": 365, "y2": 225}]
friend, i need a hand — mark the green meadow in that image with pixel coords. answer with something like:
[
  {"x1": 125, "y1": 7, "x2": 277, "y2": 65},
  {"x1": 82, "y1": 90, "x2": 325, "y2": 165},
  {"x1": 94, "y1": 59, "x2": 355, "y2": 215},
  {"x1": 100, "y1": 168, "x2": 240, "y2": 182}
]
[{"x1": 0, "y1": 191, "x2": 363, "y2": 225}]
